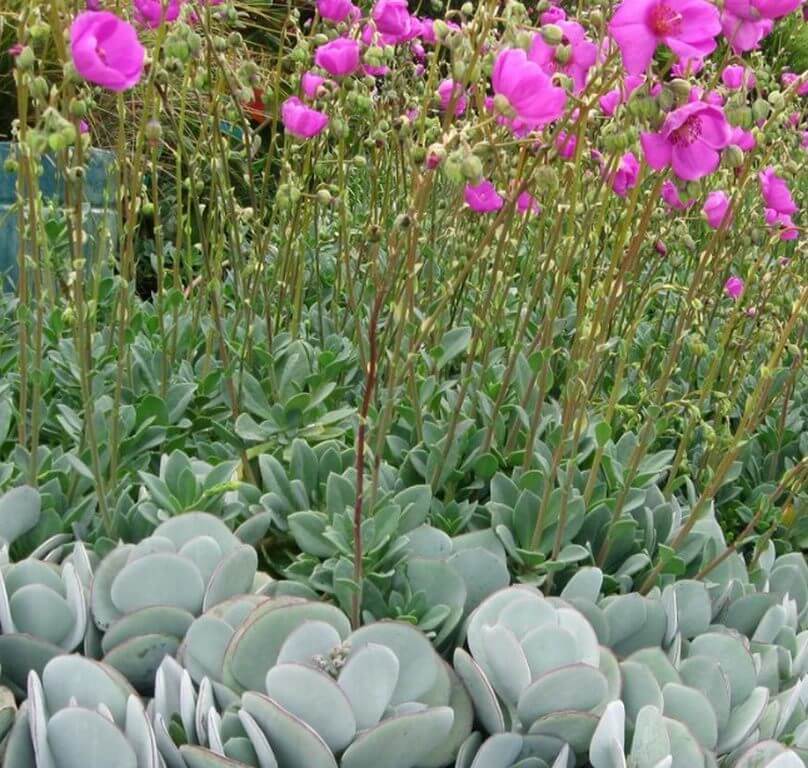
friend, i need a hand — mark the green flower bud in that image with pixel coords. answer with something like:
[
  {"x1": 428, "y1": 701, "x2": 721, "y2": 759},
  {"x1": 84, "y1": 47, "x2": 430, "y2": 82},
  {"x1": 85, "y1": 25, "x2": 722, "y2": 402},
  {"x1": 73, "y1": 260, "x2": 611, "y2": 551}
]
[
  {"x1": 432, "y1": 20, "x2": 449, "y2": 40},
  {"x1": 30, "y1": 76, "x2": 49, "y2": 101},
  {"x1": 723, "y1": 144, "x2": 744, "y2": 168},
  {"x1": 461, "y1": 1, "x2": 474, "y2": 13},
  {"x1": 541, "y1": 24, "x2": 563, "y2": 45},
  {"x1": 16, "y1": 46, "x2": 35, "y2": 71},
  {"x1": 444, "y1": 150, "x2": 465, "y2": 183},
  {"x1": 69, "y1": 98, "x2": 88, "y2": 118},
  {"x1": 493, "y1": 93, "x2": 514, "y2": 117},
  {"x1": 515, "y1": 30, "x2": 533, "y2": 50},
  {"x1": 725, "y1": 105, "x2": 752, "y2": 128},
  {"x1": 535, "y1": 165, "x2": 559, "y2": 193},
  {"x1": 657, "y1": 87, "x2": 675, "y2": 112},
  {"x1": 145, "y1": 119, "x2": 163, "y2": 142},
  {"x1": 461, "y1": 153, "x2": 483, "y2": 183},
  {"x1": 352, "y1": 155, "x2": 367, "y2": 169},
  {"x1": 751, "y1": 98, "x2": 770, "y2": 121},
  {"x1": 3, "y1": 158, "x2": 18, "y2": 174},
  {"x1": 394, "y1": 213, "x2": 412, "y2": 229},
  {"x1": 30, "y1": 22, "x2": 51, "y2": 41},
  {"x1": 316, "y1": 188, "x2": 332, "y2": 205},
  {"x1": 554, "y1": 43, "x2": 572, "y2": 65},
  {"x1": 669, "y1": 79, "x2": 691, "y2": 100},
  {"x1": 767, "y1": 90, "x2": 784, "y2": 110}
]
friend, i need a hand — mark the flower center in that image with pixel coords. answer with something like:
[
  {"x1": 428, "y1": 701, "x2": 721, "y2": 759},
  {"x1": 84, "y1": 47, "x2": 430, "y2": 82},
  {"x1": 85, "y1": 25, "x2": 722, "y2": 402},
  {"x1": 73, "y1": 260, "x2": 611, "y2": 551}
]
[
  {"x1": 96, "y1": 44, "x2": 107, "y2": 63},
  {"x1": 669, "y1": 115, "x2": 702, "y2": 147},
  {"x1": 649, "y1": 3, "x2": 683, "y2": 36}
]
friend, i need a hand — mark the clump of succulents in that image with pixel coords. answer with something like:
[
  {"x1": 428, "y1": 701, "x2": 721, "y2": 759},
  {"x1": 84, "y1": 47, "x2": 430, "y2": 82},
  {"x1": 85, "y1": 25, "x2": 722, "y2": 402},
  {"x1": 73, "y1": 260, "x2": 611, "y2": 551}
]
[
  {"x1": 90, "y1": 512, "x2": 266, "y2": 689},
  {"x1": 3, "y1": 654, "x2": 162, "y2": 768},
  {"x1": 588, "y1": 700, "x2": 806, "y2": 768},
  {"x1": 454, "y1": 585, "x2": 619, "y2": 765},
  {"x1": 163, "y1": 596, "x2": 473, "y2": 767},
  {"x1": 0, "y1": 542, "x2": 93, "y2": 696},
  {"x1": 259, "y1": 449, "x2": 509, "y2": 641}
]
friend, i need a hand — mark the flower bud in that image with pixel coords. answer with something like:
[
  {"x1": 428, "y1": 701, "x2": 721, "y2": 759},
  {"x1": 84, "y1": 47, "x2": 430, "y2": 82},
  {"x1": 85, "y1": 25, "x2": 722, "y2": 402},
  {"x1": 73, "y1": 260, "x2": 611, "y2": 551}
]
[
  {"x1": 461, "y1": 1, "x2": 474, "y2": 13},
  {"x1": 534, "y1": 165, "x2": 559, "y2": 193},
  {"x1": 145, "y1": 119, "x2": 163, "y2": 142},
  {"x1": 751, "y1": 98, "x2": 770, "y2": 121},
  {"x1": 554, "y1": 44, "x2": 572, "y2": 65},
  {"x1": 394, "y1": 212, "x2": 412, "y2": 229},
  {"x1": 657, "y1": 87, "x2": 675, "y2": 112},
  {"x1": 444, "y1": 150, "x2": 465, "y2": 183},
  {"x1": 767, "y1": 90, "x2": 784, "y2": 110},
  {"x1": 69, "y1": 98, "x2": 88, "y2": 118},
  {"x1": 432, "y1": 20, "x2": 449, "y2": 40},
  {"x1": 723, "y1": 144, "x2": 744, "y2": 168},
  {"x1": 16, "y1": 46, "x2": 35, "y2": 70},
  {"x1": 669, "y1": 79, "x2": 691, "y2": 100},
  {"x1": 492, "y1": 93, "x2": 514, "y2": 117},
  {"x1": 30, "y1": 76, "x2": 49, "y2": 101},
  {"x1": 316, "y1": 188, "x2": 332, "y2": 205},
  {"x1": 515, "y1": 30, "x2": 533, "y2": 50},
  {"x1": 461, "y1": 153, "x2": 483, "y2": 183},
  {"x1": 3, "y1": 157, "x2": 18, "y2": 174},
  {"x1": 541, "y1": 24, "x2": 563, "y2": 45}
]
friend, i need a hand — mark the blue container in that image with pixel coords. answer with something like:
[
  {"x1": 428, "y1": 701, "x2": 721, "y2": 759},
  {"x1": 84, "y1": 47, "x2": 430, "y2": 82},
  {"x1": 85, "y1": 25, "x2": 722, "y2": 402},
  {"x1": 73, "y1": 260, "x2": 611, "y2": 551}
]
[{"x1": 0, "y1": 142, "x2": 118, "y2": 291}]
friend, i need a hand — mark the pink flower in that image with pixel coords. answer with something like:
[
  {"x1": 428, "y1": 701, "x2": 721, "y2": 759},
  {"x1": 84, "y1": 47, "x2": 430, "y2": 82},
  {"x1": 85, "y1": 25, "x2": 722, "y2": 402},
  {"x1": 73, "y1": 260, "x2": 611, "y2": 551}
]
[
  {"x1": 314, "y1": 37, "x2": 360, "y2": 76},
  {"x1": 730, "y1": 126, "x2": 756, "y2": 151},
  {"x1": 759, "y1": 167, "x2": 797, "y2": 215},
  {"x1": 528, "y1": 21, "x2": 597, "y2": 93},
  {"x1": 689, "y1": 86, "x2": 724, "y2": 106},
  {"x1": 609, "y1": 0, "x2": 721, "y2": 75},
  {"x1": 641, "y1": 101, "x2": 732, "y2": 181},
  {"x1": 671, "y1": 57, "x2": 704, "y2": 77},
  {"x1": 281, "y1": 96, "x2": 329, "y2": 139},
  {"x1": 703, "y1": 191, "x2": 732, "y2": 228},
  {"x1": 720, "y1": 11, "x2": 773, "y2": 52},
  {"x1": 540, "y1": 6, "x2": 567, "y2": 23},
  {"x1": 79, "y1": 119, "x2": 90, "y2": 133},
  {"x1": 465, "y1": 180, "x2": 504, "y2": 213},
  {"x1": 317, "y1": 0, "x2": 359, "y2": 23},
  {"x1": 70, "y1": 11, "x2": 145, "y2": 92},
  {"x1": 599, "y1": 74, "x2": 643, "y2": 116},
  {"x1": 724, "y1": 276, "x2": 744, "y2": 300},
  {"x1": 765, "y1": 209, "x2": 799, "y2": 240},
  {"x1": 437, "y1": 79, "x2": 467, "y2": 116},
  {"x1": 722, "y1": 64, "x2": 755, "y2": 90},
  {"x1": 301, "y1": 71, "x2": 326, "y2": 99},
  {"x1": 517, "y1": 191, "x2": 541, "y2": 214},
  {"x1": 491, "y1": 48, "x2": 567, "y2": 132},
  {"x1": 133, "y1": 0, "x2": 180, "y2": 28},
  {"x1": 782, "y1": 72, "x2": 808, "y2": 97},
  {"x1": 7, "y1": 43, "x2": 24, "y2": 57},
  {"x1": 418, "y1": 18, "x2": 436, "y2": 44},
  {"x1": 556, "y1": 131, "x2": 577, "y2": 159},
  {"x1": 610, "y1": 152, "x2": 641, "y2": 197},
  {"x1": 661, "y1": 179, "x2": 695, "y2": 210},
  {"x1": 372, "y1": 0, "x2": 412, "y2": 42},
  {"x1": 86, "y1": 0, "x2": 102, "y2": 9}
]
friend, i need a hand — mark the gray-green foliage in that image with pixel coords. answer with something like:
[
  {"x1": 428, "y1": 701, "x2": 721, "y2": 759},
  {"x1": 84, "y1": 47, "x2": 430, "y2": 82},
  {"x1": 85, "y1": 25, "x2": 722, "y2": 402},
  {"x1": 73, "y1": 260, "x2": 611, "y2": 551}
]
[
  {"x1": 89, "y1": 513, "x2": 264, "y2": 689},
  {"x1": 3, "y1": 655, "x2": 162, "y2": 768},
  {"x1": 157, "y1": 595, "x2": 473, "y2": 768}
]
